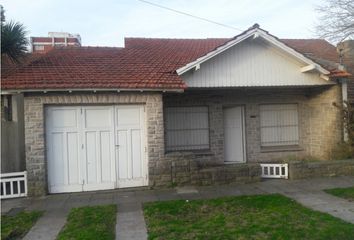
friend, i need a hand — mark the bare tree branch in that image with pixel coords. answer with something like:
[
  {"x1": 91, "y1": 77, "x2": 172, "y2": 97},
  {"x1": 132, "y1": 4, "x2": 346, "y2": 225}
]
[{"x1": 315, "y1": 0, "x2": 354, "y2": 43}]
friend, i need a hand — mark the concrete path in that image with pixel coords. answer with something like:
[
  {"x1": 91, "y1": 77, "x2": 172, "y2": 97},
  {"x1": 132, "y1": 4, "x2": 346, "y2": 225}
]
[
  {"x1": 285, "y1": 190, "x2": 354, "y2": 224},
  {"x1": 1, "y1": 176, "x2": 354, "y2": 240},
  {"x1": 22, "y1": 209, "x2": 69, "y2": 240},
  {"x1": 255, "y1": 177, "x2": 354, "y2": 223},
  {"x1": 116, "y1": 202, "x2": 148, "y2": 240}
]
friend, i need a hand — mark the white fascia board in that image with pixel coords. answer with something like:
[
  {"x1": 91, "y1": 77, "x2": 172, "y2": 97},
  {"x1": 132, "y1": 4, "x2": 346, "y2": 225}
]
[
  {"x1": 300, "y1": 64, "x2": 316, "y2": 73},
  {"x1": 176, "y1": 28, "x2": 330, "y2": 78},
  {"x1": 258, "y1": 31, "x2": 330, "y2": 76},
  {"x1": 176, "y1": 29, "x2": 258, "y2": 75},
  {"x1": 0, "y1": 88, "x2": 184, "y2": 94},
  {"x1": 320, "y1": 74, "x2": 330, "y2": 81}
]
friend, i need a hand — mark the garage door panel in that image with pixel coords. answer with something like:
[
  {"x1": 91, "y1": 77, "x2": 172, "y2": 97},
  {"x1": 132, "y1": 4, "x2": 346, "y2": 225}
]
[
  {"x1": 85, "y1": 131, "x2": 97, "y2": 184},
  {"x1": 132, "y1": 129, "x2": 142, "y2": 178},
  {"x1": 84, "y1": 108, "x2": 112, "y2": 128},
  {"x1": 116, "y1": 106, "x2": 147, "y2": 188},
  {"x1": 117, "y1": 130, "x2": 128, "y2": 179},
  {"x1": 117, "y1": 107, "x2": 140, "y2": 126},
  {"x1": 51, "y1": 109, "x2": 78, "y2": 128},
  {"x1": 67, "y1": 132, "x2": 80, "y2": 185},
  {"x1": 51, "y1": 132, "x2": 65, "y2": 185},
  {"x1": 100, "y1": 131, "x2": 112, "y2": 182}
]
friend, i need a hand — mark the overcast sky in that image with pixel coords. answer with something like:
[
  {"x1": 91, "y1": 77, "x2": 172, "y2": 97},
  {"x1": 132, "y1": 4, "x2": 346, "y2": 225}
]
[{"x1": 2, "y1": 0, "x2": 324, "y2": 47}]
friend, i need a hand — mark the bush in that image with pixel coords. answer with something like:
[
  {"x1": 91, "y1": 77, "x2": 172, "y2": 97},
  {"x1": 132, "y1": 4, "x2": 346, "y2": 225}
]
[
  {"x1": 331, "y1": 101, "x2": 354, "y2": 160},
  {"x1": 331, "y1": 142, "x2": 354, "y2": 160}
]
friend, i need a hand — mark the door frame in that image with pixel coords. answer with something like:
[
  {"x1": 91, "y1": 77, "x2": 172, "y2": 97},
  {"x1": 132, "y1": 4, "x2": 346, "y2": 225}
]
[{"x1": 222, "y1": 105, "x2": 247, "y2": 163}]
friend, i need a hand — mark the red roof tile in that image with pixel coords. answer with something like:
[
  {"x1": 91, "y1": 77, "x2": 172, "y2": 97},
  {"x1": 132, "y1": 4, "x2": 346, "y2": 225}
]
[{"x1": 1, "y1": 35, "x2": 344, "y2": 91}]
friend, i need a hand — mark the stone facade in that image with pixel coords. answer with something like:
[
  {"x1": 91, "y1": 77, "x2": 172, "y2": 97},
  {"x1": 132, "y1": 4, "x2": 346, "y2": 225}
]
[
  {"x1": 24, "y1": 85, "x2": 344, "y2": 195},
  {"x1": 163, "y1": 85, "x2": 343, "y2": 164},
  {"x1": 24, "y1": 92, "x2": 164, "y2": 196},
  {"x1": 289, "y1": 159, "x2": 354, "y2": 179}
]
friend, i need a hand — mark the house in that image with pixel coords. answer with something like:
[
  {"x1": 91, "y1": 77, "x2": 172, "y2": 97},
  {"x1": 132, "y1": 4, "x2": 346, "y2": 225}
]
[
  {"x1": 30, "y1": 32, "x2": 81, "y2": 54},
  {"x1": 1, "y1": 24, "x2": 350, "y2": 196}
]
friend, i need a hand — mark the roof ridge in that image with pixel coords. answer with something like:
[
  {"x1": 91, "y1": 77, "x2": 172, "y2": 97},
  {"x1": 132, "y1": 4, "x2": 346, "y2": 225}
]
[
  {"x1": 124, "y1": 37, "x2": 230, "y2": 41},
  {"x1": 53, "y1": 46, "x2": 123, "y2": 50},
  {"x1": 281, "y1": 38, "x2": 328, "y2": 40}
]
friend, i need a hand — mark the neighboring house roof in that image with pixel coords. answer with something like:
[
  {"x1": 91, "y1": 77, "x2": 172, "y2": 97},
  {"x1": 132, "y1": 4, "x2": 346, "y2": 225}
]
[{"x1": 1, "y1": 24, "x2": 348, "y2": 92}]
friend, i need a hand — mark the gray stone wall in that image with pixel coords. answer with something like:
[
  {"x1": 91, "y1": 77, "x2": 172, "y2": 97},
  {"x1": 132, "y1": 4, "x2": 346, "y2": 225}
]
[
  {"x1": 23, "y1": 85, "x2": 344, "y2": 195},
  {"x1": 289, "y1": 159, "x2": 354, "y2": 179},
  {"x1": 163, "y1": 85, "x2": 343, "y2": 164},
  {"x1": 24, "y1": 92, "x2": 164, "y2": 196}
]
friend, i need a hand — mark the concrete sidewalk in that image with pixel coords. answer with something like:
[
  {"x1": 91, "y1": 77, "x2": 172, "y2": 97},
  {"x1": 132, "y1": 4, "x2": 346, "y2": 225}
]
[{"x1": 1, "y1": 176, "x2": 354, "y2": 240}]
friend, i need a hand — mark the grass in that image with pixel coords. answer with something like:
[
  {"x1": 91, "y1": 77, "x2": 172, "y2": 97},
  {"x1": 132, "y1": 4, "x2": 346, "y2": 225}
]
[
  {"x1": 325, "y1": 187, "x2": 354, "y2": 201},
  {"x1": 57, "y1": 204, "x2": 117, "y2": 240},
  {"x1": 1, "y1": 210, "x2": 43, "y2": 240},
  {"x1": 144, "y1": 194, "x2": 354, "y2": 240}
]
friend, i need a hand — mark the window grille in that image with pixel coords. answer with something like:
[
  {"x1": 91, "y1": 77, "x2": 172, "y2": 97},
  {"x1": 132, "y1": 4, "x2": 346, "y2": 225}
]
[
  {"x1": 165, "y1": 106, "x2": 209, "y2": 151},
  {"x1": 260, "y1": 104, "x2": 299, "y2": 147}
]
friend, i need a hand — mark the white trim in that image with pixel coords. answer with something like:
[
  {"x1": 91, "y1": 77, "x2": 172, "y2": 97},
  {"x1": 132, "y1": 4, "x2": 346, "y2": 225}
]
[
  {"x1": 1, "y1": 88, "x2": 184, "y2": 94},
  {"x1": 176, "y1": 28, "x2": 258, "y2": 75},
  {"x1": 176, "y1": 28, "x2": 330, "y2": 77},
  {"x1": 0, "y1": 171, "x2": 27, "y2": 199},
  {"x1": 320, "y1": 74, "x2": 330, "y2": 81},
  {"x1": 260, "y1": 164, "x2": 288, "y2": 179},
  {"x1": 300, "y1": 65, "x2": 316, "y2": 73}
]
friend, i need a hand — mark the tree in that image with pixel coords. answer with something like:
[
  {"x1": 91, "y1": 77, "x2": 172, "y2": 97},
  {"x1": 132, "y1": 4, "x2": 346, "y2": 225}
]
[
  {"x1": 315, "y1": 0, "x2": 354, "y2": 43},
  {"x1": 1, "y1": 6, "x2": 28, "y2": 63}
]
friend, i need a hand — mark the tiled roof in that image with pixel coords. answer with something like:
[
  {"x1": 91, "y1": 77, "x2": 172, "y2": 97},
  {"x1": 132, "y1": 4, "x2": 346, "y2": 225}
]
[
  {"x1": 1, "y1": 34, "x2": 345, "y2": 91},
  {"x1": 281, "y1": 39, "x2": 340, "y2": 64}
]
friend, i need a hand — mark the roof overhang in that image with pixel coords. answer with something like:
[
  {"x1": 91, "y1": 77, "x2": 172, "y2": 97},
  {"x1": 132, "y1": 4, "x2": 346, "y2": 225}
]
[
  {"x1": 176, "y1": 27, "x2": 331, "y2": 79},
  {"x1": 0, "y1": 88, "x2": 184, "y2": 95}
]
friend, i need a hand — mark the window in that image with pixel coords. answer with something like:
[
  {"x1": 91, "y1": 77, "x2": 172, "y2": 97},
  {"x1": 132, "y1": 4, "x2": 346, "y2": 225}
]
[
  {"x1": 260, "y1": 104, "x2": 299, "y2": 147},
  {"x1": 165, "y1": 106, "x2": 209, "y2": 151}
]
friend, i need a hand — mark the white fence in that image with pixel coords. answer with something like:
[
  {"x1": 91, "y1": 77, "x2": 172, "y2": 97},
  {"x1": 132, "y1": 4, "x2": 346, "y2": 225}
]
[
  {"x1": 260, "y1": 164, "x2": 288, "y2": 179},
  {"x1": 1, "y1": 171, "x2": 27, "y2": 199}
]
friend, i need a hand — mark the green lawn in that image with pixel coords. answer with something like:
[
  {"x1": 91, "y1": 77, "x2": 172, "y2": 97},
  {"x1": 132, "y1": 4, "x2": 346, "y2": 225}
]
[
  {"x1": 1, "y1": 210, "x2": 43, "y2": 240},
  {"x1": 144, "y1": 194, "x2": 354, "y2": 240},
  {"x1": 325, "y1": 187, "x2": 354, "y2": 201},
  {"x1": 57, "y1": 204, "x2": 117, "y2": 240}
]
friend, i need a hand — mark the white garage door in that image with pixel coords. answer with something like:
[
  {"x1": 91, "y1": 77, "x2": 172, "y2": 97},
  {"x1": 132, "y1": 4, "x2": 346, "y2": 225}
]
[{"x1": 45, "y1": 105, "x2": 147, "y2": 193}]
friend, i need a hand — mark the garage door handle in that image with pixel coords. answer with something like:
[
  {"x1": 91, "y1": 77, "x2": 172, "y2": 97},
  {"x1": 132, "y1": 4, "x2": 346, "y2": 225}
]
[{"x1": 115, "y1": 145, "x2": 120, "y2": 147}]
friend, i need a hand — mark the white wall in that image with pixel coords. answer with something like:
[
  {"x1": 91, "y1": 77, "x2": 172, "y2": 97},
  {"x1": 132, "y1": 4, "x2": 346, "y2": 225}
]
[{"x1": 182, "y1": 38, "x2": 331, "y2": 87}]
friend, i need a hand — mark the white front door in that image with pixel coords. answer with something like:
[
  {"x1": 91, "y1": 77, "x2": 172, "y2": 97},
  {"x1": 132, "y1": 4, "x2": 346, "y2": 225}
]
[
  {"x1": 46, "y1": 105, "x2": 147, "y2": 193},
  {"x1": 115, "y1": 105, "x2": 147, "y2": 188},
  {"x1": 223, "y1": 106, "x2": 245, "y2": 163}
]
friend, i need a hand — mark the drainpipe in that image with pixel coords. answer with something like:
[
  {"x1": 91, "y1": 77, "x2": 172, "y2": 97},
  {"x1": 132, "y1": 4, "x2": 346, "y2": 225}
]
[{"x1": 339, "y1": 77, "x2": 349, "y2": 142}]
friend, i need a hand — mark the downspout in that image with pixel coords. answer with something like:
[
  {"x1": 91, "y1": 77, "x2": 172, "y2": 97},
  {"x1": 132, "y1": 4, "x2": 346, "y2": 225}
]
[{"x1": 340, "y1": 77, "x2": 349, "y2": 142}]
